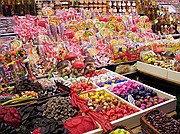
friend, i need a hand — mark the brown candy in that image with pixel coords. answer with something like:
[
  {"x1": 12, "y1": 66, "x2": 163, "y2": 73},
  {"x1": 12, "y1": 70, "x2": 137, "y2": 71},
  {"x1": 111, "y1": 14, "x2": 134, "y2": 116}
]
[{"x1": 43, "y1": 96, "x2": 79, "y2": 122}]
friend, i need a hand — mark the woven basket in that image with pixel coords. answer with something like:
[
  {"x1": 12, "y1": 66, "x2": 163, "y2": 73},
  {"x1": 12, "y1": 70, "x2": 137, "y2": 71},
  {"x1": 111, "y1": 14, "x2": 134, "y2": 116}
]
[
  {"x1": 140, "y1": 109, "x2": 173, "y2": 134},
  {"x1": 105, "y1": 125, "x2": 134, "y2": 134}
]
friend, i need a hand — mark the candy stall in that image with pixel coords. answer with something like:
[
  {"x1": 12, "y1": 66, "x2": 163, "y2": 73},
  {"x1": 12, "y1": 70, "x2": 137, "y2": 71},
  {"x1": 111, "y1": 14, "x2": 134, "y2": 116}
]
[{"x1": 0, "y1": 2, "x2": 180, "y2": 134}]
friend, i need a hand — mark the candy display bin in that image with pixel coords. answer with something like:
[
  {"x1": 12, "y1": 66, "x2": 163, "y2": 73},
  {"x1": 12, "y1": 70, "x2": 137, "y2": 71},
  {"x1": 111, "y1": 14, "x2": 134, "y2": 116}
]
[
  {"x1": 81, "y1": 88, "x2": 142, "y2": 134},
  {"x1": 167, "y1": 69, "x2": 180, "y2": 85},
  {"x1": 140, "y1": 109, "x2": 180, "y2": 134},
  {"x1": 84, "y1": 80, "x2": 177, "y2": 134},
  {"x1": 102, "y1": 68, "x2": 131, "y2": 81},
  {"x1": 137, "y1": 61, "x2": 168, "y2": 79},
  {"x1": 132, "y1": 80, "x2": 177, "y2": 114}
]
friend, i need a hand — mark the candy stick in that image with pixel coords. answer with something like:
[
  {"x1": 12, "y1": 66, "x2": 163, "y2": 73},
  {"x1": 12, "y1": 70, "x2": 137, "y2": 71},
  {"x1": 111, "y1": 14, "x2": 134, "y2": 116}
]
[
  {"x1": 45, "y1": 23, "x2": 55, "y2": 42},
  {"x1": 7, "y1": 61, "x2": 17, "y2": 83},
  {"x1": 15, "y1": 50, "x2": 25, "y2": 79},
  {"x1": 48, "y1": 65, "x2": 56, "y2": 79},
  {"x1": 24, "y1": 60, "x2": 34, "y2": 80},
  {"x1": 0, "y1": 61, "x2": 9, "y2": 86}
]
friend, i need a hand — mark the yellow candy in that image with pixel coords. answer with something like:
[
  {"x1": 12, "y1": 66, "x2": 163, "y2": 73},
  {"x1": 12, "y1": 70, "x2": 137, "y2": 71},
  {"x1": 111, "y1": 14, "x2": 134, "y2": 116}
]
[
  {"x1": 99, "y1": 90, "x2": 104, "y2": 95},
  {"x1": 99, "y1": 95, "x2": 104, "y2": 100},
  {"x1": 89, "y1": 92, "x2": 95, "y2": 96},
  {"x1": 104, "y1": 84, "x2": 109, "y2": 87}
]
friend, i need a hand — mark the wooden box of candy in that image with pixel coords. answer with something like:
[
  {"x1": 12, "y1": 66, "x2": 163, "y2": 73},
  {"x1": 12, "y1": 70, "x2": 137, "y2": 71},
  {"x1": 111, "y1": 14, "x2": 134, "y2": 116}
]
[
  {"x1": 108, "y1": 80, "x2": 177, "y2": 114},
  {"x1": 140, "y1": 109, "x2": 180, "y2": 134},
  {"x1": 87, "y1": 68, "x2": 130, "y2": 88},
  {"x1": 167, "y1": 69, "x2": 180, "y2": 85},
  {"x1": 137, "y1": 61, "x2": 168, "y2": 79},
  {"x1": 80, "y1": 89, "x2": 142, "y2": 134}
]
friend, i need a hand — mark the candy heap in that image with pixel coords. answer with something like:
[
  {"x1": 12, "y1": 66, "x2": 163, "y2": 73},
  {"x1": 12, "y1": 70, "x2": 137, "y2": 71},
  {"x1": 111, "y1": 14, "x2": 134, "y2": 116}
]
[
  {"x1": 110, "y1": 80, "x2": 168, "y2": 109},
  {"x1": 89, "y1": 70, "x2": 127, "y2": 87},
  {"x1": 80, "y1": 90, "x2": 139, "y2": 122},
  {"x1": 144, "y1": 110, "x2": 180, "y2": 134},
  {"x1": 43, "y1": 96, "x2": 79, "y2": 121},
  {"x1": 0, "y1": 105, "x2": 21, "y2": 128}
]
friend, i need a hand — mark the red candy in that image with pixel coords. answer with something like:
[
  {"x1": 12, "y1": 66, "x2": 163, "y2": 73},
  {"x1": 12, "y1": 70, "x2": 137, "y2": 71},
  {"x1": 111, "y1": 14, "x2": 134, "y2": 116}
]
[
  {"x1": 0, "y1": 105, "x2": 21, "y2": 127},
  {"x1": 84, "y1": 70, "x2": 107, "y2": 78},
  {"x1": 99, "y1": 103, "x2": 139, "y2": 122},
  {"x1": 71, "y1": 81, "x2": 96, "y2": 92}
]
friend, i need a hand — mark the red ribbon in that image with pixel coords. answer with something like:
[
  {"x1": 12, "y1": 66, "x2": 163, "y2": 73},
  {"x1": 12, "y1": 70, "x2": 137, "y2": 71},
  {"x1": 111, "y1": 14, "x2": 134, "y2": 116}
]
[{"x1": 70, "y1": 90, "x2": 112, "y2": 132}]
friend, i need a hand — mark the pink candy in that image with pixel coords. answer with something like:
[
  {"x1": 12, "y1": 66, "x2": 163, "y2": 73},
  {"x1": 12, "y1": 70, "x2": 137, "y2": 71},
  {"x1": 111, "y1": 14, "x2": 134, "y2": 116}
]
[{"x1": 110, "y1": 80, "x2": 141, "y2": 95}]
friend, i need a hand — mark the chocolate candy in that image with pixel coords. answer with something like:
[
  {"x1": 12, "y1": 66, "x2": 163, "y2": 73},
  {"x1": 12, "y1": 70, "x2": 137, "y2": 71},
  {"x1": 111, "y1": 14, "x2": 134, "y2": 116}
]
[
  {"x1": 0, "y1": 122, "x2": 17, "y2": 134},
  {"x1": 18, "y1": 103, "x2": 70, "y2": 134},
  {"x1": 145, "y1": 110, "x2": 180, "y2": 134},
  {"x1": 43, "y1": 96, "x2": 79, "y2": 122},
  {"x1": 14, "y1": 79, "x2": 43, "y2": 93}
]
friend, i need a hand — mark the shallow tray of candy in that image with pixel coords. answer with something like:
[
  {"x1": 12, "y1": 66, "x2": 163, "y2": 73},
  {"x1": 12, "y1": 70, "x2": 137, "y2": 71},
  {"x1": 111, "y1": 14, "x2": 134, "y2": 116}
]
[
  {"x1": 0, "y1": 94, "x2": 79, "y2": 134},
  {"x1": 88, "y1": 68, "x2": 130, "y2": 88},
  {"x1": 0, "y1": 79, "x2": 71, "y2": 107},
  {"x1": 79, "y1": 89, "x2": 140, "y2": 122},
  {"x1": 109, "y1": 80, "x2": 168, "y2": 110},
  {"x1": 69, "y1": 77, "x2": 98, "y2": 93},
  {"x1": 52, "y1": 75, "x2": 98, "y2": 93},
  {"x1": 79, "y1": 89, "x2": 143, "y2": 134},
  {"x1": 108, "y1": 80, "x2": 177, "y2": 113},
  {"x1": 131, "y1": 80, "x2": 177, "y2": 114},
  {"x1": 140, "y1": 109, "x2": 180, "y2": 134}
]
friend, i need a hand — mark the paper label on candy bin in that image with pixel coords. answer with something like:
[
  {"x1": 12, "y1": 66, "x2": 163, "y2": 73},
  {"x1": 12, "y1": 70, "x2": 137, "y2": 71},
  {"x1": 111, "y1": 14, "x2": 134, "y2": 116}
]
[{"x1": 128, "y1": 94, "x2": 135, "y2": 105}]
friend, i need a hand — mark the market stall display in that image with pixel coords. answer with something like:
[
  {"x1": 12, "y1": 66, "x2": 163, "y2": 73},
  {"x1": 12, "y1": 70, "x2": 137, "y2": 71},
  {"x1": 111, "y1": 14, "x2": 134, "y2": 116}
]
[{"x1": 0, "y1": 4, "x2": 179, "y2": 134}]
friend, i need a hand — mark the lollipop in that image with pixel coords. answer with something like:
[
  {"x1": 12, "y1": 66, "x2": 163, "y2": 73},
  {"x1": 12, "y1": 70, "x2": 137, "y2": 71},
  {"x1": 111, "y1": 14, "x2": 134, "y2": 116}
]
[
  {"x1": 78, "y1": 21, "x2": 86, "y2": 30},
  {"x1": 86, "y1": 19, "x2": 94, "y2": 29},
  {"x1": 64, "y1": 29, "x2": 75, "y2": 39},
  {"x1": 49, "y1": 16, "x2": 60, "y2": 26},
  {"x1": 42, "y1": 7, "x2": 54, "y2": 16}
]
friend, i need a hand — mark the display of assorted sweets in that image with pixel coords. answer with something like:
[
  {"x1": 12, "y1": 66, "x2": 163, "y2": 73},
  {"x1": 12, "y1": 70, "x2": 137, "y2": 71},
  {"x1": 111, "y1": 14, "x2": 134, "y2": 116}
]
[
  {"x1": 141, "y1": 46, "x2": 180, "y2": 72},
  {"x1": 89, "y1": 69, "x2": 128, "y2": 87},
  {"x1": 80, "y1": 90, "x2": 139, "y2": 122},
  {"x1": 142, "y1": 110, "x2": 180, "y2": 134},
  {"x1": 110, "y1": 80, "x2": 168, "y2": 110},
  {"x1": 70, "y1": 78, "x2": 97, "y2": 92},
  {"x1": 154, "y1": 51, "x2": 180, "y2": 72}
]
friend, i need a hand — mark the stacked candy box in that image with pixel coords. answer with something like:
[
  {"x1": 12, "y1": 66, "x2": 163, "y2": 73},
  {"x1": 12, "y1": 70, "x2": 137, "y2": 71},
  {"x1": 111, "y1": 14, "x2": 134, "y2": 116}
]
[{"x1": 87, "y1": 69, "x2": 129, "y2": 88}]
